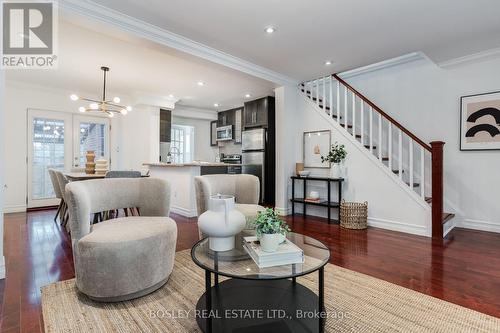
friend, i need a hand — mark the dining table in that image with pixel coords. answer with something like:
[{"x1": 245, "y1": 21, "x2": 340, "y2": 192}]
[{"x1": 64, "y1": 172, "x2": 150, "y2": 181}]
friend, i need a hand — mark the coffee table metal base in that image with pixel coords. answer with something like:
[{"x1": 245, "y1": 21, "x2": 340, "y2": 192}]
[{"x1": 196, "y1": 276, "x2": 325, "y2": 333}]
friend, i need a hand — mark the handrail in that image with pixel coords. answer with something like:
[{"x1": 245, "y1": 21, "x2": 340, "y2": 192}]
[{"x1": 332, "y1": 74, "x2": 432, "y2": 152}]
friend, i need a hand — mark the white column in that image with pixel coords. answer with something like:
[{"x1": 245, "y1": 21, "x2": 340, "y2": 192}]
[
  {"x1": 0, "y1": 59, "x2": 6, "y2": 279},
  {"x1": 274, "y1": 85, "x2": 299, "y2": 216}
]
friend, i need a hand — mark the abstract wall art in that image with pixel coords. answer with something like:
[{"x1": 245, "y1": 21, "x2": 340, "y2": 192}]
[{"x1": 460, "y1": 91, "x2": 500, "y2": 151}]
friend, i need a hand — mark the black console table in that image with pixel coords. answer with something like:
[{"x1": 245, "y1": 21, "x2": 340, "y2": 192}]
[{"x1": 290, "y1": 176, "x2": 344, "y2": 224}]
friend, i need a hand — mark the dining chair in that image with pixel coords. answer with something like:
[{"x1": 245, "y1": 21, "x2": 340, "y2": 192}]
[
  {"x1": 48, "y1": 169, "x2": 64, "y2": 223},
  {"x1": 102, "y1": 170, "x2": 142, "y2": 219},
  {"x1": 105, "y1": 170, "x2": 142, "y2": 178},
  {"x1": 54, "y1": 170, "x2": 70, "y2": 230}
]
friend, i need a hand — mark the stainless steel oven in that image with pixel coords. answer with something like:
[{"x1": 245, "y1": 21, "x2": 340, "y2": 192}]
[{"x1": 216, "y1": 125, "x2": 233, "y2": 141}]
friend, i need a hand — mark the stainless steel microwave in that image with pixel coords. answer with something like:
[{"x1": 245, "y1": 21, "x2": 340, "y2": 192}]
[{"x1": 216, "y1": 125, "x2": 233, "y2": 141}]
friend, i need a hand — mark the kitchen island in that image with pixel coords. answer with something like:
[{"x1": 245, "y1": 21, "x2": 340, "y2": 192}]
[{"x1": 144, "y1": 162, "x2": 241, "y2": 217}]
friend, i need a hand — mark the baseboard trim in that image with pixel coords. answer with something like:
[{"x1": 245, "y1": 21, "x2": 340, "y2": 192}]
[
  {"x1": 460, "y1": 219, "x2": 500, "y2": 234},
  {"x1": 368, "y1": 217, "x2": 428, "y2": 237},
  {"x1": 0, "y1": 256, "x2": 5, "y2": 279},
  {"x1": 275, "y1": 206, "x2": 292, "y2": 216},
  {"x1": 3, "y1": 205, "x2": 26, "y2": 213},
  {"x1": 170, "y1": 206, "x2": 197, "y2": 218}
]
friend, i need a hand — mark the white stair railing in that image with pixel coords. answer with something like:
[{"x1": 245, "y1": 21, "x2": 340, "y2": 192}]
[{"x1": 299, "y1": 75, "x2": 434, "y2": 201}]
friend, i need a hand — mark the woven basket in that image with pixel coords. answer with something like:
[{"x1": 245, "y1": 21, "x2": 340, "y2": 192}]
[{"x1": 340, "y1": 200, "x2": 368, "y2": 229}]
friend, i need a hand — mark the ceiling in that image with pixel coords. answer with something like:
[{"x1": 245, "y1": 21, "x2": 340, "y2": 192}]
[
  {"x1": 6, "y1": 18, "x2": 277, "y2": 111},
  {"x1": 89, "y1": 0, "x2": 500, "y2": 80}
]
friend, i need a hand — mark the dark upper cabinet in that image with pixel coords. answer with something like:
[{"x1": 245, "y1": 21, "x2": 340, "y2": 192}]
[
  {"x1": 210, "y1": 120, "x2": 218, "y2": 146},
  {"x1": 217, "y1": 110, "x2": 235, "y2": 127},
  {"x1": 159, "y1": 109, "x2": 171, "y2": 142},
  {"x1": 244, "y1": 96, "x2": 274, "y2": 128}
]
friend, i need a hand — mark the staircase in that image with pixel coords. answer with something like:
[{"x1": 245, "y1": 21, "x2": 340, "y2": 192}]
[{"x1": 300, "y1": 74, "x2": 454, "y2": 238}]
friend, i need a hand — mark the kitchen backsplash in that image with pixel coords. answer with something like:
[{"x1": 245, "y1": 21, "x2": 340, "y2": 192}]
[{"x1": 218, "y1": 140, "x2": 242, "y2": 155}]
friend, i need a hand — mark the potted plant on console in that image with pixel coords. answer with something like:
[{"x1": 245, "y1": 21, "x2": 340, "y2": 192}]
[
  {"x1": 255, "y1": 208, "x2": 291, "y2": 252},
  {"x1": 321, "y1": 142, "x2": 347, "y2": 178}
]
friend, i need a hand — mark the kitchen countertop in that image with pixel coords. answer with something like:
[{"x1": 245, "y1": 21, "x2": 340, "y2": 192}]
[{"x1": 144, "y1": 162, "x2": 242, "y2": 167}]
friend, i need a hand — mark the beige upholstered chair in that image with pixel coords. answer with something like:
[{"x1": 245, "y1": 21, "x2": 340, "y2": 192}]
[
  {"x1": 54, "y1": 170, "x2": 70, "y2": 228},
  {"x1": 48, "y1": 169, "x2": 64, "y2": 223},
  {"x1": 65, "y1": 178, "x2": 177, "y2": 302},
  {"x1": 194, "y1": 174, "x2": 265, "y2": 237}
]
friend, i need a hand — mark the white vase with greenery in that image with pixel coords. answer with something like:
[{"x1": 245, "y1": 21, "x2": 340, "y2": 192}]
[
  {"x1": 321, "y1": 142, "x2": 347, "y2": 178},
  {"x1": 255, "y1": 208, "x2": 290, "y2": 252}
]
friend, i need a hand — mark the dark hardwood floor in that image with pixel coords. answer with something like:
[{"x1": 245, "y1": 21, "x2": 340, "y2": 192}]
[{"x1": 1, "y1": 210, "x2": 500, "y2": 332}]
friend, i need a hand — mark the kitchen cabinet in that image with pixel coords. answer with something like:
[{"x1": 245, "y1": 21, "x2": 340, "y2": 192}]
[
  {"x1": 243, "y1": 96, "x2": 275, "y2": 128},
  {"x1": 210, "y1": 120, "x2": 217, "y2": 146},
  {"x1": 217, "y1": 110, "x2": 234, "y2": 127},
  {"x1": 215, "y1": 107, "x2": 243, "y2": 143},
  {"x1": 159, "y1": 109, "x2": 171, "y2": 142}
]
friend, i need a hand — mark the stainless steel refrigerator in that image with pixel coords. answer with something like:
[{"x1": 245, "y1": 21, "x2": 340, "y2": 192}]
[{"x1": 242, "y1": 128, "x2": 266, "y2": 203}]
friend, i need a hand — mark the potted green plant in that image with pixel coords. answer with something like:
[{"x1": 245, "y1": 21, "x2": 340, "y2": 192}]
[
  {"x1": 321, "y1": 142, "x2": 347, "y2": 178},
  {"x1": 254, "y1": 208, "x2": 291, "y2": 252}
]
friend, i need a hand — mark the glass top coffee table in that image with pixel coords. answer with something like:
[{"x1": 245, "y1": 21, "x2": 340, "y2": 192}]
[{"x1": 191, "y1": 232, "x2": 330, "y2": 333}]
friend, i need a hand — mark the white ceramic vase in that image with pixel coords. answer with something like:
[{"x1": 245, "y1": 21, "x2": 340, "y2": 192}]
[
  {"x1": 260, "y1": 233, "x2": 282, "y2": 252},
  {"x1": 330, "y1": 162, "x2": 345, "y2": 178},
  {"x1": 197, "y1": 194, "x2": 246, "y2": 251}
]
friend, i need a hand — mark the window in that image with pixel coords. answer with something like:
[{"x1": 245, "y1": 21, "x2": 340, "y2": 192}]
[
  {"x1": 32, "y1": 118, "x2": 65, "y2": 199},
  {"x1": 170, "y1": 125, "x2": 194, "y2": 163},
  {"x1": 78, "y1": 122, "x2": 107, "y2": 165}
]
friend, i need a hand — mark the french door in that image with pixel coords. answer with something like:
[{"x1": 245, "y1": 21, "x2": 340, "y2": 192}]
[{"x1": 27, "y1": 109, "x2": 110, "y2": 208}]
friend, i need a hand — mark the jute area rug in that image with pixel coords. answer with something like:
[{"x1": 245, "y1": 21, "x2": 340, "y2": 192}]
[{"x1": 41, "y1": 250, "x2": 500, "y2": 332}]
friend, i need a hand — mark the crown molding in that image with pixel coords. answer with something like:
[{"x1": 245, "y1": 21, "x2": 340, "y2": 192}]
[
  {"x1": 338, "y1": 52, "x2": 426, "y2": 79},
  {"x1": 437, "y1": 47, "x2": 500, "y2": 69},
  {"x1": 59, "y1": 0, "x2": 298, "y2": 86}
]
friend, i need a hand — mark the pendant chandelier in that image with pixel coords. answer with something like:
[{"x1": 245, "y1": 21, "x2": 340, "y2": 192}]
[{"x1": 70, "y1": 66, "x2": 132, "y2": 118}]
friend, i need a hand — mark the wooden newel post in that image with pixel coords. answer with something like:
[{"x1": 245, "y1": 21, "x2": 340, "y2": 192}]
[{"x1": 430, "y1": 141, "x2": 445, "y2": 238}]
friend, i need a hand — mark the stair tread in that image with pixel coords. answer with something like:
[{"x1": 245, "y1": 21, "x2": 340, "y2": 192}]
[
  {"x1": 442, "y1": 213, "x2": 455, "y2": 224},
  {"x1": 392, "y1": 169, "x2": 405, "y2": 174},
  {"x1": 405, "y1": 182, "x2": 420, "y2": 187},
  {"x1": 425, "y1": 197, "x2": 432, "y2": 203}
]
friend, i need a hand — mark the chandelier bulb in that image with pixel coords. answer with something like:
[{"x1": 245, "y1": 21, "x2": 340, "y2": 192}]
[{"x1": 113, "y1": 97, "x2": 121, "y2": 103}]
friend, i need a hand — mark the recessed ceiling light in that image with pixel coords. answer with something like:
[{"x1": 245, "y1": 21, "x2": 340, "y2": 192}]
[
  {"x1": 214, "y1": 103, "x2": 219, "y2": 107},
  {"x1": 197, "y1": 81, "x2": 205, "y2": 86},
  {"x1": 168, "y1": 94, "x2": 174, "y2": 98},
  {"x1": 325, "y1": 61, "x2": 332, "y2": 66},
  {"x1": 265, "y1": 26, "x2": 276, "y2": 34},
  {"x1": 245, "y1": 94, "x2": 251, "y2": 98}
]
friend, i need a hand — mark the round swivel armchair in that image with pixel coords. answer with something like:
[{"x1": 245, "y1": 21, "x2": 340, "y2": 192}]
[{"x1": 65, "y1": 178, "x2": 177, "y2": 302}]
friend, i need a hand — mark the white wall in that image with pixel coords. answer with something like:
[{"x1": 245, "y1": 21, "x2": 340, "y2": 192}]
[
  {"x1": 172, "y1": 115, "x2": 218, "y2": 162},
  {"x1": 0, "y1": 69, "x2": 6, "y2": 278},
  {"x1": 345, "y1": 56, "x2": 500, "y2": 233},
  {"x1": 116, "y1": 105, "x2": 159, "y2": 170},
  {"x1": 275, "y1": 85, "x2": 300, "y2": 215}
]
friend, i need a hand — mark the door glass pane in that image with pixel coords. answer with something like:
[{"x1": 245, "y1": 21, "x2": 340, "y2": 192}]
[
  {"x1": 32, "y1": 118, "x2": 65, "y2": 199},
  {"x1": 79, "y1": 122, "x2": 107, "y2": 165}
]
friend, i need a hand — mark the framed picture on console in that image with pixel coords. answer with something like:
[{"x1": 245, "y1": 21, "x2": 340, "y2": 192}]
[
  {"x1": 303, "y1": 130, "x2": 331, "y2": 168},
  {"x1": 460, "y1": 91, "x2": 500, "y2": 151}
]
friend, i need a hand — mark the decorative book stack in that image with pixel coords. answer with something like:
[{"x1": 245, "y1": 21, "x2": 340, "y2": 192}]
[
  {"x1": 95, "y1": 159, "x2": 109, "y2": 175},
  {"x1": 243, "y1": 236, "x2": 304, "y2": 268}
]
